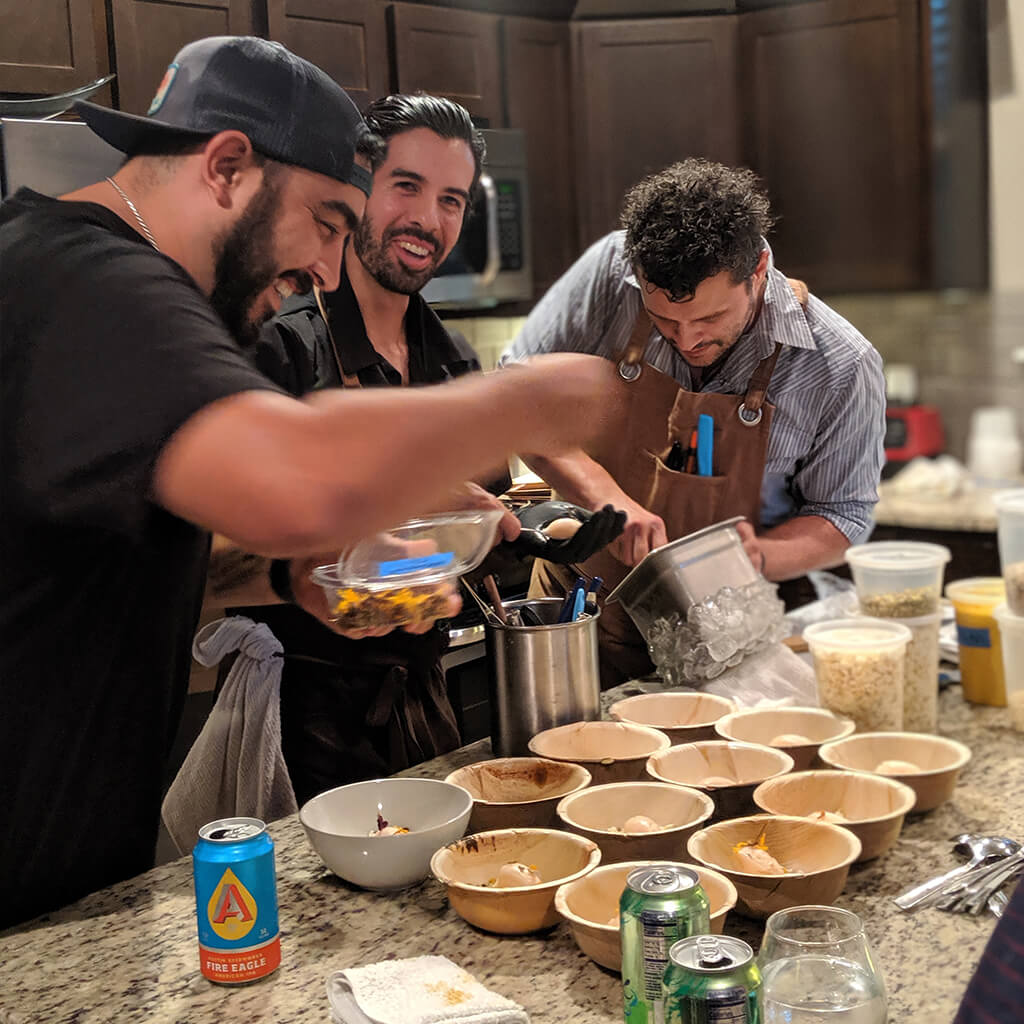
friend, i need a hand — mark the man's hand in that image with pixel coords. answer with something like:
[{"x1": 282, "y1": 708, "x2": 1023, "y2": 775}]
[
  {"x1": 735, "y1": 520, "x2": 766, "y2": 575},
  {"x1": 506, "y1": 501, "x2": 626, "y2": 565},
  {"x1": 606, "y1": 495, "x2": 668, "y2": 567},
  {"x1": 290, "y1": 554, "x2": 461, "y2": 640}
]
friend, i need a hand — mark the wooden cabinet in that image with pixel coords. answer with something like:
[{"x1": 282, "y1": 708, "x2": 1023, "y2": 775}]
[
  {"x1": 110, "y1": 0, "x2": 261, "y2": 113},
  {"x1": 266, "y1": 0, "x2": 388, "y2": 109},
  {"x1": 0, "y1": 0, "x2": 110, "y2": 98},
  {"x1": 503, "y1": 16, "x2": 575, "y2": 297},
  {"x1": 739, "y1": 0, "x2": 928, "y2": 292},
  {"x1": 389, "y1": 2, "x2": 503, "y2": 128},
  {"x1": 571, "y1": 15, "x2": 741, "y2": 246}
]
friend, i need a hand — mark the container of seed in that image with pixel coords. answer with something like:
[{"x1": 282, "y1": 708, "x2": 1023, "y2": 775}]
[
  {"x1": 892, "y1": 610, "x2": 942, "y2": 732},
  {"x1": 994, "y1": 489, "x2": 1024, "y2": 615},
  {"x1": 844, "y1": 541, "x2": 951, "y2": 618},
  {"x1": 804, "y1": 618, "x2": 913, "y2": 732}
]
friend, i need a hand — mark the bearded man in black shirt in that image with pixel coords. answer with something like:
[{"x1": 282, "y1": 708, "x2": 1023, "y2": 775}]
[{"x1": 0, "y1": 41, "x2": 617, "y2": 929}]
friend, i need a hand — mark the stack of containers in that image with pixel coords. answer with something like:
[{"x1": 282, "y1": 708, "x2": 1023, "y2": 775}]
[
  {"x1": 993, "y1": 489, "x2": 1024, "y2": 730},
  {"x1": 803, "y1": 617, "x2": 913, "y2": 732},
  {"x1": 842, "y1": 542, "x2": 951, "y2": 732}
]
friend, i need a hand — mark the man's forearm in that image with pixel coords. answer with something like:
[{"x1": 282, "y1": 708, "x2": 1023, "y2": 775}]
[
  {"x1": 758, "y1": 515, "x2": 851, "y2": 581},
  {"x1": 523, "y1": 450, "x2": 627, "y2": 510},
  {"x1": 204, "y1": 535, "x2": 277, "y2": 608}
]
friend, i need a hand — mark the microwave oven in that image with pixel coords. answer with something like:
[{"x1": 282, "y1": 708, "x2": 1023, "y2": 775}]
[{"x1": 420, "y1": 129, "x2": 533, "y2": 310}]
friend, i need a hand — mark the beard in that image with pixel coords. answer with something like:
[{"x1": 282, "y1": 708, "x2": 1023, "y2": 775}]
[
  {"x1": 209, "y1": 170, "x2": 288, "y2": 347},
  {"x1": 353, "y1": 213, "x2": 443, "y2": 295}
]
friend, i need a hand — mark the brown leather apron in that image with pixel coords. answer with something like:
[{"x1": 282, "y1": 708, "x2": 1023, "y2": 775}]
[{"x1": 531, "y1": 280, "x2": 808, "y2": 686}]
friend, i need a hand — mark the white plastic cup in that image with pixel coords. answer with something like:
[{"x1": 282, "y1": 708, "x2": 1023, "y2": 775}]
[
  {"x1": 967, "y1": 407, "x2": 1022, "y2": 481},
  {"x1": 993, "y1": 604, "x2": 1024, "y2": 732},
  {"x1": 804, "y1": 618, "x2": 913, "y2": 733},
  {"x1": 844, "y1": 542, "x2": 951, "y2": 618},
  {"x1": 994, "y1": 489, "x2": 1024, "y2": 615}
]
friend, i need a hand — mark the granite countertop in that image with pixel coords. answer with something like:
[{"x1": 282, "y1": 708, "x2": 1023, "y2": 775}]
[
  {"x1": 1, "y1": 686, "x2": 1021, "y2": 1024},
  {"x1": 872, "y1": 483, "x2": 1003, "y2": 532}
]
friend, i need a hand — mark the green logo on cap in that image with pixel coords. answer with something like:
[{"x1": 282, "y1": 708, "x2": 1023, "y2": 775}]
[{"x1": 148, "y1": 62, "x2": 179, "y2": 115}]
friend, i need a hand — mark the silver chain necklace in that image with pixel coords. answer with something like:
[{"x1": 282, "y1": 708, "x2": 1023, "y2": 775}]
[{"x1": 105, "y1": 176, "x2": 160, "y2": 252}]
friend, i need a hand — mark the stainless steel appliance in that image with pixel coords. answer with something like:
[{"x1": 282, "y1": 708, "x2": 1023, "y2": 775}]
[
  {"x1": 420, "y1": 129, "x2": 532, "y2": 310},
  {"x1": 1, "y1": 118, "x2": 121, "y2": 198}
]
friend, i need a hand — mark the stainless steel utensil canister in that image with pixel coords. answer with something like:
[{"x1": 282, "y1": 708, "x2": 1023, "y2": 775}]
[{"x1": 485, "y1": 597, "x2": 601, "y2": 756}]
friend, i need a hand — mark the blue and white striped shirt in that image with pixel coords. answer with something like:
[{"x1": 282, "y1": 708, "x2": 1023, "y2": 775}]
[{"x1": 501, "y1": 231, "x2": 886, "y2": 542}]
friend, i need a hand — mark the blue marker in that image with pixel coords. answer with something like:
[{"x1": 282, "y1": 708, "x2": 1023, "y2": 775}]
[
  {"x1": 571, "y1": 587, "x2": 586, "y2": 622},
  {"x1": 696, "y1": 414, "x2": 714, "y2": 476}
]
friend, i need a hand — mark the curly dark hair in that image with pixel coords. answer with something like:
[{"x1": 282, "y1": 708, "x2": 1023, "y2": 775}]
[{"x1": 621, "y1": 158, "x2": 774, "y2": 302}]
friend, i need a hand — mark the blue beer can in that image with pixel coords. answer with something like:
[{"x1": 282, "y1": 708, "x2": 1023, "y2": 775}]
[{"x1": 192, "y1": 817, "x2": 281, "y2": 983}]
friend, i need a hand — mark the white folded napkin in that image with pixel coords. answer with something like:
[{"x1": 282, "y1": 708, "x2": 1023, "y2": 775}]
[{"x1": 327, "y1": 955, "x2": 529, "y2": 1024}]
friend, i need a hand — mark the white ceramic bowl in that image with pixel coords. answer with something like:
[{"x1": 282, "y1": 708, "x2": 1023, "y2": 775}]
[{"x1": 300, "y1": 777, "x2": 473, "y2": 890}]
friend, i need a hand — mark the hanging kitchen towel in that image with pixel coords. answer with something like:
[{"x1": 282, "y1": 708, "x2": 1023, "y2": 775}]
[
  {"x1": 326, "y1": 955, "x2": 530, "y2": 1024},
  {"x1": 161, "y1": 616, "x2": 297, "y2": 855}
]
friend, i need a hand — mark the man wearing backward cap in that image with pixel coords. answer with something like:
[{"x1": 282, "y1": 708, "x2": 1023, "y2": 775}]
[{"x1": 0, "y1": 36, "x2": 615, "y2": 928}]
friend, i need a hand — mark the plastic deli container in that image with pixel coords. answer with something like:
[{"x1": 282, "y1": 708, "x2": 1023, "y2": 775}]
[
  {"x1": 892, "y1": 611, "x2": 942, "y2": 733},
  {"x1": 844, "y1": 541, "x2": 951, "y2": 618},
  {"x1": 992, "y1": 604, "x2": 1024, "y2": 731},
  {"x1": 944, "y1": 577, "x2": 1007, "y2": 707},
  {"x1": 994, "y1": 489, "x2": 1024, "y2": 615},
  {"x1": 311, "y1": 508, "x2": 503, "y2": 631},
  {"x1": 805, "y1": 618, "x2": 913, "y2": 732}
]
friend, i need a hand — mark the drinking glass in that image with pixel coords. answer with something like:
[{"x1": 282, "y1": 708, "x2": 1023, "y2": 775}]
[{"x1": 758, "y1": 905, "x2": 888, "y2": 1023}]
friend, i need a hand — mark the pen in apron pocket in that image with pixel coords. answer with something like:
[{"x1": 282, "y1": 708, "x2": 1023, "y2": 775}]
[{"x1": 696, "y1": 414, "x2": 714, "y2": 476}]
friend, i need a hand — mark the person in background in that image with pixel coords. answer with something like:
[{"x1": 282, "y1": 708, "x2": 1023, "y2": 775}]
[
  {"x1": 206, "y1": 94, "x2": 620, "y2": 801},
  {"x1": 501, "y1": 158, "x2": 886, "y2": 685},
  {"x1": 0, "y1": 40, "x2": 615, "y2": 929}
]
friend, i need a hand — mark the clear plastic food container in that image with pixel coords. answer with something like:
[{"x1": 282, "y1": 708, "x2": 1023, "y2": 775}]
[
  {"x1": 994, "y1": 489, "x2": 1024, "y2": 615},
  {"x1": 804, "y1": 618, "x2": 912, "y2": 732},
  {"x1": 844, "y1": 541, "x2": 951, "y2": 618},
  {"x1": 311, "y1": 508, "x2": 504, "y2": 631},
  {"x1": 945, "y1": 577, "x2": 1007, "y2": 707},
  {"x1": 993, "y1": 604, "x2": 1024, "y2": 731},
  {"x1": 892, "y1": 611, "x2": 942, "y2": 733}
]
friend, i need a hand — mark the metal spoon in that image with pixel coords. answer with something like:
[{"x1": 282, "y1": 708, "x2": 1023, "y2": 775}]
[
  {"x1": 927, "y1": 841, "x2": 1022, "y2": 912},
  {"x1": 894, "y1": 834, "x2": 1020, "y2": 910}
]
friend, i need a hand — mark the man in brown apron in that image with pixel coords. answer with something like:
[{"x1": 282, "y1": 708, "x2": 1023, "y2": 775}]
[{"x1": 511, "y1": 159, "x2": 886, "y2": 686}]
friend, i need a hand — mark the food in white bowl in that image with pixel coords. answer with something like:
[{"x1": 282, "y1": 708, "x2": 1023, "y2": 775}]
[{"x1": 300, "y1": 777, "x2": 472, "y2": 890}]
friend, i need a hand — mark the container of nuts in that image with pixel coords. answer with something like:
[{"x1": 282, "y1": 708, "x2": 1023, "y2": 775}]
[
  {"x1": 844, "y1": 541, "x2": 951, "y2": 618},
  {"x1": 890, "y1": 611, "x2": 942, "y2": 732},
  {"x1": 311, "y1": 509, "x2": 504, "y2": 632},
  {"x1": 804, "y1": 618, "x2": 913, "y2": 732},
  {"x1": 994, "y1": 489, "x2": 1024, "y2": 615}
]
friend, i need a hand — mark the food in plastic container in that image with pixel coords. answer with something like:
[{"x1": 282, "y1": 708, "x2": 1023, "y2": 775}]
[
  {"x1": 945, "y1": 577, "x2": 1007, "y2": 706},
  {"x1": 804, "y1": 618, "x2": 912, "y2": 732},
  {"x1": 311, "y1": 509, "x2": 503, "y2": 631},
  {"x1": 994, "y1": 489, "x2": 1024, "y2": 615},
  {"x1": 896, "y1": 612, "x2": 941, "y2": 732},
  {"x1": 845, "y1": 542, "x2": 951, "y2": 617},
  {"x1": 993, "y1": 603, "x2": 1024, "y2": 731}
]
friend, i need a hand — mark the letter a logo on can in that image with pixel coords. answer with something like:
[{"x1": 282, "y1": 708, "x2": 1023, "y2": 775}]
[{"x1": 207, "y1": 868, "x2": 258, "y2": 941}]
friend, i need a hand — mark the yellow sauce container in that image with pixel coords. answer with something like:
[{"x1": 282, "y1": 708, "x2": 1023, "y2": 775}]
[{"x1": 945, "y1": 577, "x2": 1007, "y2": 706}]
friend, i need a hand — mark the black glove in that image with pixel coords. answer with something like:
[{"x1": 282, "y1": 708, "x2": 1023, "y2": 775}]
[{"x1": 503, "y1": 501, "x2": 626, "y2": 565}]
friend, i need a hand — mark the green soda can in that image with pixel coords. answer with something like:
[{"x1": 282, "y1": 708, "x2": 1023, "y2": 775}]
[
  {"x1": 662, "y1": 934, "x2": 762, "y2": 1024},
  {"x1": 621, "y1": 865, "x2": 711, "y2": 1024}
]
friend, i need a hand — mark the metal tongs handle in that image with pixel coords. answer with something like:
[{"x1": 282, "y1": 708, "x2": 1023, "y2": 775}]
[{"x1": 893, "y1": 861, "x2": 981, "y2": 910}]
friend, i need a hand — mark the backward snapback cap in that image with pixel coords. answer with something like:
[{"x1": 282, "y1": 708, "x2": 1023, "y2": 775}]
[{"x1": 73, "y1": 36, "x2": 371, "y2": 195}]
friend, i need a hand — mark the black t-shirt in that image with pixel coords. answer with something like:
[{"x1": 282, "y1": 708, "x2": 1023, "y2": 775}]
[
  {"x1": 0, "y1": 189, "x2": 281, "y2": 927},
  {"x1": 238, "y1": 253, "x2": 483, "y2": 663}
]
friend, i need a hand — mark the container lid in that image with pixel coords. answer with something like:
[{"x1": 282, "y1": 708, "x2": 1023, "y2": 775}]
[
  {"x1": 993, "y1": 488, "x2": 1024, "y2": 514},
  {"x1": 944, "y1": 577, "x2": 1007, "y2": 604},
  {"x1": 845, "y1": 541, "x2": 951, "y2": 571},
  {"x1": 804, "y1": 617, "x2": 913, "y2": 652}
]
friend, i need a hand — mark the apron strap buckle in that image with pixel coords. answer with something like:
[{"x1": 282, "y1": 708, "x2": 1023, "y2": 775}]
[
  {"x1": 737, "y1": 402, "x2": 764, "y2": 427},
  {"x1": 618, "y1": 359, "x2": 643, "y2": 382}
]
